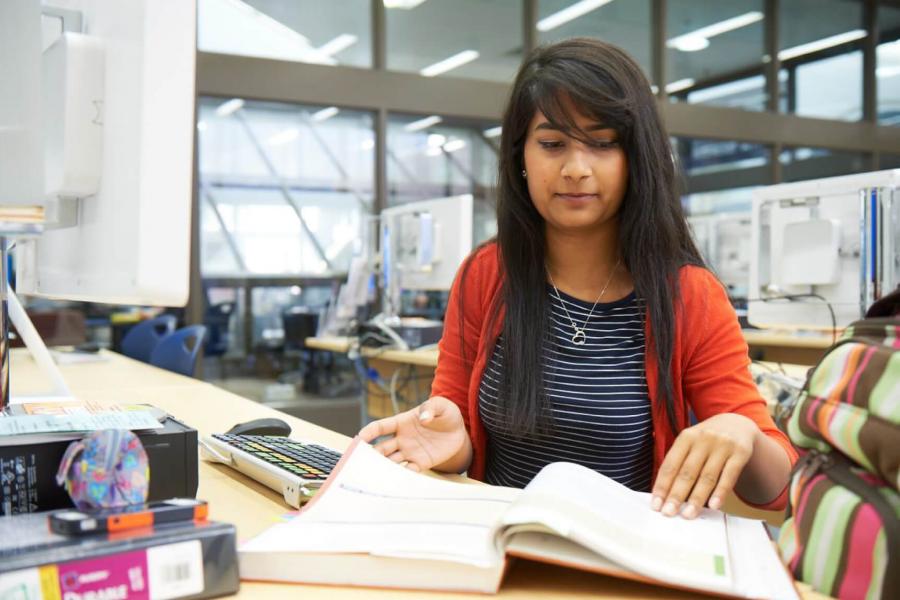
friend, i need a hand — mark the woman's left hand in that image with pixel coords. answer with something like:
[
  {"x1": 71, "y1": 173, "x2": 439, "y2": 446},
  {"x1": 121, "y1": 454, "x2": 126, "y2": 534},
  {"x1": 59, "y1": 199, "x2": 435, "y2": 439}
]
[{"x1": 651, "y1": 413, "x2": 759, "y2": 519}]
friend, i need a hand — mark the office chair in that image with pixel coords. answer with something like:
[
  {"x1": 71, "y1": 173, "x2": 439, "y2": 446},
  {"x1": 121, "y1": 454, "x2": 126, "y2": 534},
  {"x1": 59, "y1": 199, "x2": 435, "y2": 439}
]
[
  {"x1": 150, "y1": 325, "x2": 207, "y2": 377},
  {"x1": 204, "y1": 301, "x2": 235, "y2": 357},
  {"x1": 281, "y1": 307, "x2": 325, "y2": 394},
  {"x1": 120, "y1": 314, "x2": 177, "y2": 363}
]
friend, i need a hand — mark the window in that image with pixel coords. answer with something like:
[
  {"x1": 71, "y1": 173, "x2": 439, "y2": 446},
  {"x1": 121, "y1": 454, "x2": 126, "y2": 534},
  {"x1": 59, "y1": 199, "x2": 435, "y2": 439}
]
[
  {"x1": 877, "y1": 2, "x2": 900, "y2": 125},
  {"x1": 386, "y1": 0, "x2": 522, "y2": 82},
  {"x1": 537, "y1": 0, "x2": 652, "y2": 78},
  {"x1": 387, "y1": 114, "x2": 499, "y2": 246},
  {"x1": 779, "y1": 147, "x2": 869, "y2": 182},
  {"x1": 667, "y1": 0, "x2": 766, "y2": 110},
  {"x1": 780, "y1": 0, "x2": 864, "y2": 121},
  {"x1": 673, "y1": 137, "x2": 771, "y2": 194},
  {"x1": 197, "y1": 97, "x2": 375, "y2": 276},
  {"x1": 198, "y1": 0, "x2": 372, "y2": 69}
]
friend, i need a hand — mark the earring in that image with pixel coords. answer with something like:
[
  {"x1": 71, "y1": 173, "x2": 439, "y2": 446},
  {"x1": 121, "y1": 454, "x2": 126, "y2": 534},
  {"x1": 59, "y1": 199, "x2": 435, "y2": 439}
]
[{"x1": 521, "y1": 169, "x2": 527, "y2": 178}]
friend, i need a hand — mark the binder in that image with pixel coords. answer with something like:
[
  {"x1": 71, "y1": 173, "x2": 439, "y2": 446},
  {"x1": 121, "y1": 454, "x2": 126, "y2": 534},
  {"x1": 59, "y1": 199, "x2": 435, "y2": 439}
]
[{"x1": 0, "y1": 509, "x2": 239, "y2": 599}]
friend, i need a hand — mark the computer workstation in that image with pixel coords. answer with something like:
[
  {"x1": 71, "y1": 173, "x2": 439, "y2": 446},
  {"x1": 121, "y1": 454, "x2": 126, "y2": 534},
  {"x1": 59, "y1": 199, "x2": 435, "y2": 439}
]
[{"x1": 745, "y1": 170, "x2": 899, "y2": 360}]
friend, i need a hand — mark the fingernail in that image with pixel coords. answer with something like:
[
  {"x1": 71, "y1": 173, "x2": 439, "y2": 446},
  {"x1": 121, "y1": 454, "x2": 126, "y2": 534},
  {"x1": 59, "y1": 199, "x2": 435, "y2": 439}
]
[
  {"x1": 419, "y1": 410, "x2": 432, "y2": 421},
  {"x1": 709, "y1": 496, "x2": 722, "y2": 510},
  {"x1": 682, "y1": 504, "x2": 697, "y2": 519},
  {"x1": 651, "y1": 496, "x2": 663, "y2": 511},
  {"x1": 662, "y1": 502, "x2": 677, "y2": 517}
]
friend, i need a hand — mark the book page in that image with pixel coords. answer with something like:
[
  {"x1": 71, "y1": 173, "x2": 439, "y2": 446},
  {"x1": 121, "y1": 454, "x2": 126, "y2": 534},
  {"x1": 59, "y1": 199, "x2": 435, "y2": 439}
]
[
  {"x1": 499, "y1": 461, "x2": 737, "y2": 596},
  {"x1": 241, "y1": 440, "x2": 521, "y2": 568},
  {"x1": 726, "y1": 515, "x2": 799, "y2": 600}
]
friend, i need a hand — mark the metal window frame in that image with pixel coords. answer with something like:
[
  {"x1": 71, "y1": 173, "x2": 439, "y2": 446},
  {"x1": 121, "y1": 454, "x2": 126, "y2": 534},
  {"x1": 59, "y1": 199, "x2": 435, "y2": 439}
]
[{"x1": 188, "y1": 0, "x2": 900, "y2": 326}]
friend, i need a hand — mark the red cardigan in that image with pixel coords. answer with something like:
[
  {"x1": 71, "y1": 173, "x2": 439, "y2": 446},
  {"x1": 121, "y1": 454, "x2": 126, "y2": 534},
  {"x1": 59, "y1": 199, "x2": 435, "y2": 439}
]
[{"x1": 431, "y1": 243, "x2": 797, "y2": 511}]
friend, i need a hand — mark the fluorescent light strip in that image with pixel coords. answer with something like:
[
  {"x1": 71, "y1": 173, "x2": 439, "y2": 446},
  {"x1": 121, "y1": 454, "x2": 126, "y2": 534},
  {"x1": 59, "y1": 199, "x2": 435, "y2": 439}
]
[
  {"x1": 311, "y1": 106, "x2": 340, "y2": 122},
  {"x1": 877, "y1": 65, "x2": 900, "y2": 78},
  {"x1": 427, "y1": 134, "x2": 446, "y2": 148},
  {"x1": 420, "y1": 50, "x2": 479, "y2": 77},
  {"x1": 778, "y1": 29, "x2": 866, "y2": 61},
  {"x1": 404, "y1": 115, "x2": 442, "y2": 132},
  {"x1": 267, "y1": 128, "x2": 299, "y2": 145},
  {"x1": 687, "y1": 75, "x2": 764, "y2": 103},
  {"x1": 665, "y1": 78, "x2": 695, "y2": 94},
  {"x1": 442, "y1": 139, "x2": 466, "y2": 152},
  {"x1": 667, "y1": 11, "x2": 763, "y2": 52},
  {"x1": 384, "y1": 0, "x2": 427, "y2": 8},
  {"x1": 215, "y1": 98, "x2": 244, "y2": 117},
  {"x1": 537, "y1": 0, "x2": 615, "y2": 32},
  {"x1": 483, "y1": 126, "x2": 502, "y2": 138},
  {"x1": 317, "y1": 34, "x2": 358, "y2": 57}
]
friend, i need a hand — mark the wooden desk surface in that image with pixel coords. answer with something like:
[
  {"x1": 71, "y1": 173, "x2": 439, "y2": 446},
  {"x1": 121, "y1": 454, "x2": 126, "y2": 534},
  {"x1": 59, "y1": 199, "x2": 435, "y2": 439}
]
[
  {"x1": 306, "y1": 336, "x2": 439, "y2": 367},
  {"x1": 741, "y1": 329, "x2": 834, "y2": 349},
  {"x1": 8, "y1": 350, "x2": 824, "y2": 600}
]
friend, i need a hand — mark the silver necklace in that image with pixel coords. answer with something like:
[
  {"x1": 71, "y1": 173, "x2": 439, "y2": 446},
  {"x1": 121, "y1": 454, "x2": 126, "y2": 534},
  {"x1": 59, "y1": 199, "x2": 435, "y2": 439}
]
[{"x1": 547, "y1": 259, "x2": 621, "y2": 346}]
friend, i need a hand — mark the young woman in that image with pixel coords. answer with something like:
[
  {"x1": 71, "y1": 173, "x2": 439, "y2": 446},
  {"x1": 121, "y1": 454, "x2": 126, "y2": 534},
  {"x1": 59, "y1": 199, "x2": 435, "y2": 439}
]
[{"x1": 360, "y1": 38, "x2": 796, "y2": 519}]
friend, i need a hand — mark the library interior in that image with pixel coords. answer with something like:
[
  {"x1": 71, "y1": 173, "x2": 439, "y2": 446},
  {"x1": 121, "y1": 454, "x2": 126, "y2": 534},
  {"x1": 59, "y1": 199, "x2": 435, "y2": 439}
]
[{"x1": 0, "y1": 1, "x2": 898, "y2": 599}]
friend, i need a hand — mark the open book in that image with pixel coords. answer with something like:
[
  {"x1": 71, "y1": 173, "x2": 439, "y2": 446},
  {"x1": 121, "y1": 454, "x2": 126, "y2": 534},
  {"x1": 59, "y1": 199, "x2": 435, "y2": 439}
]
[{"x1": 239, "y1": 438, "x2": 798, "y2": 599}]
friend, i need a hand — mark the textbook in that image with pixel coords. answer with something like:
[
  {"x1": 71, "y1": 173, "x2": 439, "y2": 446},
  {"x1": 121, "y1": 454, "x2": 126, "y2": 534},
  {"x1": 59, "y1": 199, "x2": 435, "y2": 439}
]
[
  {"x1": 0, "y1": 510, "x2": 240, "y2": 599},
  {"x1": 239, "y1": 438, "x2": 799, "y2": 599}
]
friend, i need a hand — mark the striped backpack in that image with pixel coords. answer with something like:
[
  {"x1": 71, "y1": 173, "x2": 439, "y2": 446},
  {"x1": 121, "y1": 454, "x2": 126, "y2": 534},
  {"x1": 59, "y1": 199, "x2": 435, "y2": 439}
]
[{"x1": 777, "y1": 290, "x2": 900, "y2": 600}]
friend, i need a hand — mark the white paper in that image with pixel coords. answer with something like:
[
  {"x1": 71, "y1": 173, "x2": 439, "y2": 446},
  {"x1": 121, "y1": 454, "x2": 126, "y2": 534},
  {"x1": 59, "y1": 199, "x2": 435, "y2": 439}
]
[
  {"x1": 500, "y1": 461, "x2": 734, "y2": 595},
  {"x1": 726, "y1": 515, "x2": 799, "y2": 600},
  {"x1": 0, "y1": 410, "x2": 163, "y2": 436},
  {"x1": 241, "y1": 442, "x2": 520, "y2": 568}
]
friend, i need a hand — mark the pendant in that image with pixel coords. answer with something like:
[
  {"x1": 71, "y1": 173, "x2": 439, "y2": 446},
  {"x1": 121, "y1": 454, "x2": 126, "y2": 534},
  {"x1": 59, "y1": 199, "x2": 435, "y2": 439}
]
[{"x1": 572, "y1": 329, "x2": 586, "y2": 345}]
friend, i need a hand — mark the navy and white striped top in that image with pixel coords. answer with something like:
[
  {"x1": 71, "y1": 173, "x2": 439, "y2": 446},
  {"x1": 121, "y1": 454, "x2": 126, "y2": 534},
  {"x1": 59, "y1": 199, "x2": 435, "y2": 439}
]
[{"x1": 478, "y1": 288, "x2": 654, "y2": 492}]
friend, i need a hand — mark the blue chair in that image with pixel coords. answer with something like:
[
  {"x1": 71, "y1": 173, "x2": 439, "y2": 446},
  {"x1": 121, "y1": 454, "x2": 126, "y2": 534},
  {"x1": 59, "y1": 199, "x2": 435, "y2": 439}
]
[
  {"x1": 150, "y1": 325, "x2": 207, "y2": 377},
  {"x1": 120, "y1": 315, "x2": 176, "y2": 363}
]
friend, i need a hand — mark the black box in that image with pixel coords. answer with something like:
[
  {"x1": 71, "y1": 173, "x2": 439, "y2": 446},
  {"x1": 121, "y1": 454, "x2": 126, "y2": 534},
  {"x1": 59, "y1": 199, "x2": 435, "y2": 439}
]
[{"x1": 0, "y1": 415, "x2": 199, "y2": 515}]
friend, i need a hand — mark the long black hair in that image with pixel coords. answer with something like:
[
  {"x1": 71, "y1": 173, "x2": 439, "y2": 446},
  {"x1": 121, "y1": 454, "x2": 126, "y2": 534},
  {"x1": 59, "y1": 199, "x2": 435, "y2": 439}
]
[{"x1": 483, "y1": 37, "x2": 705, "y2": 437}]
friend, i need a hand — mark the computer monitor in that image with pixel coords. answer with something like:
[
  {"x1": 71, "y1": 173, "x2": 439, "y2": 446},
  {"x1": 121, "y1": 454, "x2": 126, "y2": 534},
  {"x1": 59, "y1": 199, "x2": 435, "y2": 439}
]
[
  {"x1": 8, "y1": 0, "x2": 196, "y2": 307},
  {"x1": 687, "y1": 212, "x2": 752, "y2": 301},
  {"x1": 380, "y1": 194, "x2": 474, "y2": 319},
  {"x1": 748, "y1": 169, "x2": 900, "y2": 330},
  {"x1": 0, "y1": 0, "x2": 195, "y2": 402}
]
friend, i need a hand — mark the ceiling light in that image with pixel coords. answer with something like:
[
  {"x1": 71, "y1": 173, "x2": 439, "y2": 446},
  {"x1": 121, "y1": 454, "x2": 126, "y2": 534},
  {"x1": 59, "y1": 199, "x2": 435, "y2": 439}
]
[
  {"x1": 383, "y1": 0, "x2": 427, "y2": 8},
  {"x1": 317, "y1": 34, "x2": 357, "y2": 57},
  {"x1": 404, "y1": 115, "x2": 442, "y2": 132},
  {"x1": 442, "y1": 139, "x2": 466, "y2": 152},
  {"x1": 483, "y1": 126, "x2": 502, "y2": 138},
  {"x1": 197, "y1": 121, "x2": 208, "y2": 132},
  {"x1": 425, "y1": 146, "x2": 443, "y2": 157},
  {"x1": 311, "y1": 106, "x2": 340, "y2": 122},
  {"x1": 215, "y1": 98, "x2": 244, "y2": 117},
  {"x1": 267, "y1": 128, "x2": 299, "y2": 145},
  {"x1": 670, "y1": 36, "x2": 709, "y2": 52},
  {"x1": 427, "y1": 134, "x2": 447, "y2": 147},
  {"x1": 537, "y1": 0, "x2": 615, "y2": 32},
  {"x1": 687, "y1": 75, "x2": 765, "y2": 102},
  {"x1": 877, "y1": 65, "x2": 900, "y2": 78},
  {"x1": 667, "y1": 12, "x2": 763, "y2": 52},
  {"x1": 420, "y1": 50, "x2": 479, "y2": 77},
  {"x1": 360, "y1": 138, "x2": 375, "y2": 150},
  {"x1": 778, "y1": 29, "x2": 866, "y2": 61},
  {"x1": 665, "y1": 78, "x2": 695, "y2": 94}
]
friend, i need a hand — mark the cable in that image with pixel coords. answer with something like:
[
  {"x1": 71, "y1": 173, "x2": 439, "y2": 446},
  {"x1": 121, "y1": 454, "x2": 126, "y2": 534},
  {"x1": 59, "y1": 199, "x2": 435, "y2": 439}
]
[{"x1": 747, "y1": 293, "x2": 838, "y2": 345}]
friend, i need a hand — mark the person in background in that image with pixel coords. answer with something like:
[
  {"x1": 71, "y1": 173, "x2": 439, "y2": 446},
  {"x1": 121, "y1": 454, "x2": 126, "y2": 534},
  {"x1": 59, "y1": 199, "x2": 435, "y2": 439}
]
[{"x1": 360, "y1": 38, "x2": 796, "y2": 519}]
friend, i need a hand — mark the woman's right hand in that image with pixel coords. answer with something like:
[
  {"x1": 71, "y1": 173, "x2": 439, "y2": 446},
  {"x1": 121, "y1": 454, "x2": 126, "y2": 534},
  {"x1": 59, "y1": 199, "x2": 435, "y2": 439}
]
[{"x1": 358, "y1": 396, "x2": 472, "y2": 473}]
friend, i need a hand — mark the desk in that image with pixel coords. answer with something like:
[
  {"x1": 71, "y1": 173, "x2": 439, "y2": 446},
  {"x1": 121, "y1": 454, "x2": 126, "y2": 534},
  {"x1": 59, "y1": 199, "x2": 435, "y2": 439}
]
[
  {"x1": 8, "y1": 349, "x2": 827, "y2": 600},
  {"x1": 742, "y1": 330, "x2": 833, "y2": 366}
]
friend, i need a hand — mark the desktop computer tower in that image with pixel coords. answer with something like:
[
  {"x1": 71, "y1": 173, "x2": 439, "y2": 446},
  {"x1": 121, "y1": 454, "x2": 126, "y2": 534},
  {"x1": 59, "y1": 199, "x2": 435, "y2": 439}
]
[{"x1": 0, "y1": 415, "x2": 199, "y2": 515}]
